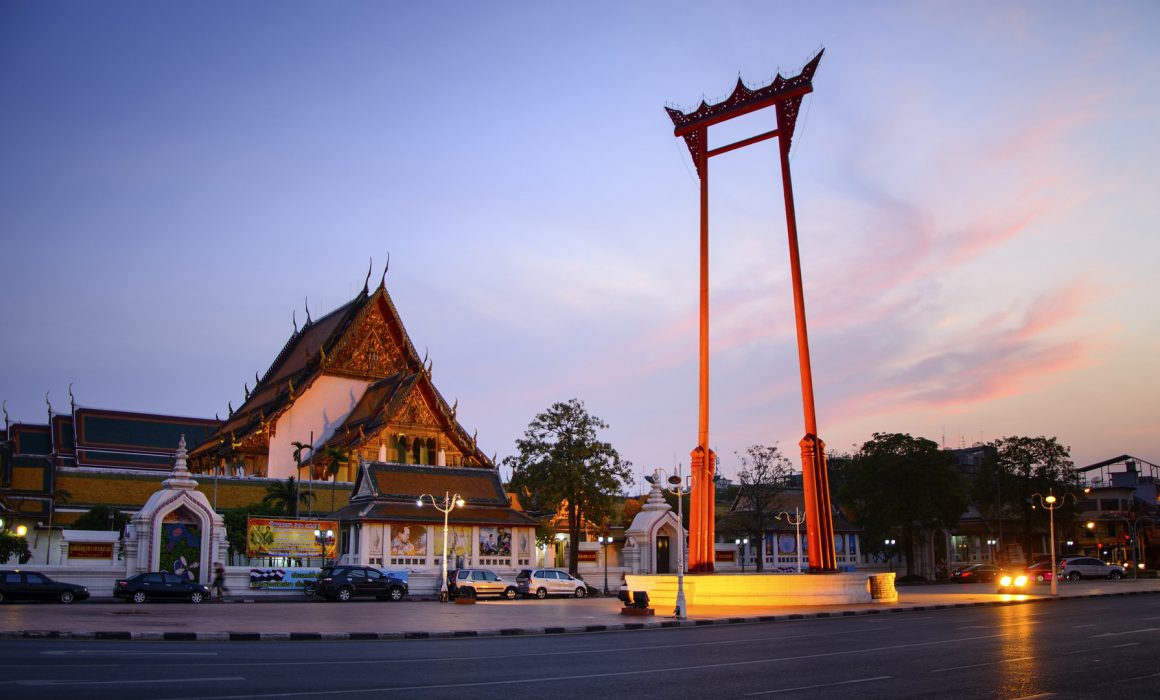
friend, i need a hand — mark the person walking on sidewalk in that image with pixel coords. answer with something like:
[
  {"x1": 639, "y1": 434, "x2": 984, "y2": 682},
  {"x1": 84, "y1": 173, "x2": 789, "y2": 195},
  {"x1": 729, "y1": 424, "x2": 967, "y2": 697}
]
[{"x1": 212, "y1": 563, "x2": 229, "y2": 600}]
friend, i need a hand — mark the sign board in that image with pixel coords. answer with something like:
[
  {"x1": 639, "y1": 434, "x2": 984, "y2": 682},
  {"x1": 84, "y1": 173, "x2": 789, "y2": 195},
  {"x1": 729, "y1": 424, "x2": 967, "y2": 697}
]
[
  {"x1": 577, "y1": 550, "x2": 598, "y2": 562},
  {"x1": 246, "y1": 517, "x2": 339, "y2": 559},
  {"x1": 68, "y1": 542, "x2": 115, "y2": 559},
  {"x1": 715, "y1": 550, "x2": 735, "y2": 562}
]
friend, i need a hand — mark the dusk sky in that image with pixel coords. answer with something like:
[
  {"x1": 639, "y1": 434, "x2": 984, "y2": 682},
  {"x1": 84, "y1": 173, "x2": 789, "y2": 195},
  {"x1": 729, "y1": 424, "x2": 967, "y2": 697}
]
[{"x1": 2, "y1": 1, "x2": 1157, "y2": 486}]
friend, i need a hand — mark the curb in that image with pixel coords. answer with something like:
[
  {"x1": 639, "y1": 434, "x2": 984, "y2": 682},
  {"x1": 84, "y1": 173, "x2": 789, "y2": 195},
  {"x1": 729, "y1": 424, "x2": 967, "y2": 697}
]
[{"x1": 4, "y1": 589, "x2": 1157, "y2": 642}]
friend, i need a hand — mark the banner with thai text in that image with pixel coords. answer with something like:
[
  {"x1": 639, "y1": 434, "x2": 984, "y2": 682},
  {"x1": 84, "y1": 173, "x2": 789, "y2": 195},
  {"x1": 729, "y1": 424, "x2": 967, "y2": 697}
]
[{"x1": 246, "y1": 517, "x2": 339, "y2": 559}]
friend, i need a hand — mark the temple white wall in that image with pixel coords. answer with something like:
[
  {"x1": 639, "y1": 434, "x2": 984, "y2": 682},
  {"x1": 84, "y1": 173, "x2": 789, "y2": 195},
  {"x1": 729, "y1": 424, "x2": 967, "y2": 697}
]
[{"x1": 268, "y1": 376, "x2": 371, "y2": 479}]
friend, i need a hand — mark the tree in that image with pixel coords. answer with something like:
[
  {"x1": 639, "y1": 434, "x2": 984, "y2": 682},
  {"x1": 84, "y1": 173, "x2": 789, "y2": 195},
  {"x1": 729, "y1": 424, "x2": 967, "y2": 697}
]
[
  {"x1": 318, "y1": 445, "x2": 350, "y2": 515},
  {"x1": 839, "y1": 433, "x2": 968, "y2": 577},
  {"x1": 974, "y1": 436, "x2": 1079, "y2": 563},
  {"x1": 0, "y1": 531, "x2": 32, "y2": 564},
  {"x1": 732, "y1": 444, "x2": 794, "y2": 572},
  {"x1": 503, "y1": 399, "x2": 633, "y2": 575},
  {"x1": 71, "y1": 505, "x2": 129, "y2": 532},
  {"x1": 291, "y1": 441, "x2": 312, "y2": 518},
  {"x1": 261, "y1": 477, "x2": 315, "y2": 517}
]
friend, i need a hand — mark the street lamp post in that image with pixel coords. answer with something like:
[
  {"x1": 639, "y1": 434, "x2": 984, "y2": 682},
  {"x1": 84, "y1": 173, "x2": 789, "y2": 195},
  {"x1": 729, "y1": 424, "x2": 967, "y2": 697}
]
[
  {"x1": 313, "y1": 528, "x2": 335, "y2": 565},
  {"x1": 1031, "y1": 490, "x2": 1075, "y2": 597},
  {"x1": 986, "y1": 538, "x2": 998, "y2": 564},
  {"x1": 776, "y1": 507, "x2": 806, "y2": 573},
  {"x1": 884, "y1": 539, "x2": 897, "y2": 573},
  {"x1": 646, "y1": 469, "x2": 690, "y2": 618},
  {"x1": 734, "y1": 538, "x2": 749, "y2": 572},
  {"x1": 597, "y1": 535, "x2": 613, "y2": 596},
  {"x1": 417, "y1": 491, "x2": 464, "y2": 603}
]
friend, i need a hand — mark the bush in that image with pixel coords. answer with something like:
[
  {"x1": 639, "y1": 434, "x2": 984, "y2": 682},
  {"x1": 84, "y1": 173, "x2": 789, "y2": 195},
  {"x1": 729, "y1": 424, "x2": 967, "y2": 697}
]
[{"x1": 0, "y1": 531, "x2": 32, "y2": 564}]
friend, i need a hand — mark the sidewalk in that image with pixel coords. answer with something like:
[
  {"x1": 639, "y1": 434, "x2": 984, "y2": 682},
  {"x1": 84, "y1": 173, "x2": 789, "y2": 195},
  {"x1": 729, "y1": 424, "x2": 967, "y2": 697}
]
[{"x1": 2, "y1": 579, "x2": 1157, "y2": 642}]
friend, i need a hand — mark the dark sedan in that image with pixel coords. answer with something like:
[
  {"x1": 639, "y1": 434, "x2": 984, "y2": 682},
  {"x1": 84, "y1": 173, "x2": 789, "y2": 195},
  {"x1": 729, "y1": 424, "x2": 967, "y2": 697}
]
[
  {"x1": 0, "y1": 569, "x2": 90, "y2": 604},
  {"x1": 950, "y1": 563, "x2": 1003, "y2": 583},
  {"x1": 114, "y1": 572, "x2": 211, "y2": 603}
]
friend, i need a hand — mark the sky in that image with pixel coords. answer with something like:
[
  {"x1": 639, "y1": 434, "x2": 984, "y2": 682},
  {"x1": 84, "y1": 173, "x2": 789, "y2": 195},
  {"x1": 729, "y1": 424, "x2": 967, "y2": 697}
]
[{"x1": 2, "y1": 1, "x2": 1157, "y2": 487}]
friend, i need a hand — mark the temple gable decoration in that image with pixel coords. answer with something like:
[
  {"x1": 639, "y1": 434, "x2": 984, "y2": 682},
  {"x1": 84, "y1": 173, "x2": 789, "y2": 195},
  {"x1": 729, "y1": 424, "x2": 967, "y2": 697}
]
[{"x1": 190, "y1": 274, "x2": 489, "y2": 478}]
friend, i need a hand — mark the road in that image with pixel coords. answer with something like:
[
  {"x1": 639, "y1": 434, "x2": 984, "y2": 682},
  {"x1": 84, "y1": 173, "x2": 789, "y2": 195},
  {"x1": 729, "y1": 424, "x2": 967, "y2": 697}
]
[{"x1": 2, "y1": 594, "x2": 1158, "y2": 698}]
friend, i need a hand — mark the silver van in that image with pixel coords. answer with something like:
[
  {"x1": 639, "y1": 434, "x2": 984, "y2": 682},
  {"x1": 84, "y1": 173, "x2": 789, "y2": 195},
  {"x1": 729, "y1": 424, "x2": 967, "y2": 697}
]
[{"x1": 515, "y1": 568, "x2": 588, "y2": 599}]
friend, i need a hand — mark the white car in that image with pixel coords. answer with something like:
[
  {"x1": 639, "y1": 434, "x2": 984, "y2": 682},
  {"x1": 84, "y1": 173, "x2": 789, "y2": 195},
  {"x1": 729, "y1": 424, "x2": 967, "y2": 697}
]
[
  {"x1": 515, "y1": 568, "x2": 589, "y2": 599},
  {"x1": 1058, "y1": 557, "x2": 1124, "y2": 581}
]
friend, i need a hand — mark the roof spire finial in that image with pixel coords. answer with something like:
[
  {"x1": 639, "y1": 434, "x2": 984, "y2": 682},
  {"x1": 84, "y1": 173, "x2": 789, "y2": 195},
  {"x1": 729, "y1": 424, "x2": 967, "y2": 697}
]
[
  {"x1": 2, "y1": 400, "x2": 8, "y2": 432},
  {"x1": 45, "y1": 391, "x2": 52, "y2": 421},
  {"x1": 363, "y1": 257, "x2": 373, "y2": 294},
  {"x1": 304, "y1": 298, "x2": 312, "y2": 325},
  {"x1": 68, "y1": 383, "x2": 75, "y2": 413},
  {"x1": 379, "y1": 252, "x2": 389, "y2": 289},
  {"x1": 292, "y1": 309, "x2": 298, "y2": 334},
  {"x1": 244, "y1": 382, "x2": 250, "y2": 399},
  {"x1": 228, "y1": 401, "x2": 234, "y2": 416},
  {"x1": 255, "y1": 370, "x2": 261, "y2": 385}
]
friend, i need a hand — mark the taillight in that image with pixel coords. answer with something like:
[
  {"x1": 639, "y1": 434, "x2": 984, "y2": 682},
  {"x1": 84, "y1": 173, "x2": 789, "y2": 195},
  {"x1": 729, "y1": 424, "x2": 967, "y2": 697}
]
[{"x1": 962, "y1": 571, "x2": 972, "y2": 577}]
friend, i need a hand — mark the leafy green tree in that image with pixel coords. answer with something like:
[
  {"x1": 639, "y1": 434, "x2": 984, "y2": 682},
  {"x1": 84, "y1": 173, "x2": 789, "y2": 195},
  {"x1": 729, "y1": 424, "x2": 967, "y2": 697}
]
[
  {"x1": 839, "y1": 433, "x2": 968, "y2": 576},
  {"x1": 261, "y1": 477, "x2": 315, "y2": 517},
  {"x1": 731, "y1": 444, "x2": 794, "y2": 572},
  {"x1": 975, "y1": 436, "x2": 1079, "y2": 563},
  {"x1": 71, "y1": 505, "x2": 129, "y2": 532},
  {"x1": 504, "y1": 399, "x2": 633, "y2": 575},
  {"x1": 0, "y1": 531, "x2": 32, "y2": 564},
  {"x1": 319, "y1": 445, "x2": 350, "y2": 515}
]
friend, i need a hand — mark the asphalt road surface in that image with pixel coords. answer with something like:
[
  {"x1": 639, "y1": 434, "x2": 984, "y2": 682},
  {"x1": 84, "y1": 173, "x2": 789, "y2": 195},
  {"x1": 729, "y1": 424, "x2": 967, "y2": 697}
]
[{"x1": 2, "y1": 594, "x2": 1158, "y2": 699}]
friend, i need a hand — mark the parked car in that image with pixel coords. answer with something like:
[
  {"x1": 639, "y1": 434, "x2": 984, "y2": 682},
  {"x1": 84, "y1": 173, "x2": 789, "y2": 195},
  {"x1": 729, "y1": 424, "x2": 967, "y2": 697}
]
[
  {"x1": 1058, "y1": 557, "x2": 1124, "y2": 581},
  {"x1": 950, "y1": 564, "x2": 1003, "y2": 584},
  {"x1": 1025, "y1": 561, "x2": 1055, "y2": 583},
  {"x1": 114, "y1": 572, "x2": 211, "y2": 603},
  {"x1": 0, "y1": 569, "x2": 90, "y2": 604},
  {"x1": 448, "y1": 569, "x2": 518, "y2": 600},
  {"x1": 313, "y1": 565, "x2": 408, "y2": 602},
  {"x1": 516, "y1": 568, "x2": 588, "y2": 599}
]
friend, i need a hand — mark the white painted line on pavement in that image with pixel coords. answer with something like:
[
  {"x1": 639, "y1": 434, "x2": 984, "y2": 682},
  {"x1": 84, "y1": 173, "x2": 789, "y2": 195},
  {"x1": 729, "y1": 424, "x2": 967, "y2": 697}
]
[
  {"x1": 744, "y1": 675, "x2": 892, "y2": 695},
  {"x1": 42, "y1": 650, "x2": 217, "y2": 656},
  {"x1": 931, "y1": 656, "x2": 1034, "y2": 673},
  {"x1": 9, "y1": 677, "x2": 244, "y2": 687},
  {"x1": 1091, "y1": 627, "x2": 1160, "y2": 638}
]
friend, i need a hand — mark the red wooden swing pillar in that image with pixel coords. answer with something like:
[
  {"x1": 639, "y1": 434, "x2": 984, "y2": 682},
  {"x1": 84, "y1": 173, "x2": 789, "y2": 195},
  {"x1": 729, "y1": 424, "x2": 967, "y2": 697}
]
[{"x1": 666, "y1": 49, "x2": 836, "y2": 573}]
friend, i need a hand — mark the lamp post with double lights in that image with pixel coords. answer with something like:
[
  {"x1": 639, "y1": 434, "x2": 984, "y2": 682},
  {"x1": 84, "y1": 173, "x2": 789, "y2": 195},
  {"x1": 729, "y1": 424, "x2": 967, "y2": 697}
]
[
  {"x1": 417, "y1": 491, "x2": 464, "y2": 602},
  {"x1": 1031, "y1": 490, "x2": 1076, "y2": 596},
  {"x1": 645, "y1": 468, "x2": 690, "y2": 619},
  {"x1": 884, "y1": 539, "x2": 897, "y2": 573},
  {"x1": 597, "y1": 535, "x2": 613, "y2": 595},
  {"x1": 313, "y1": 528, "x2": 335, "y2": 565},
  {"x1": 776, "y1": 507, "x2": 806, "y2": 573},
  {"x1": 734, "y1": 538, "x2": 749, "y2": 572},
  {"x1": 986, "y1": 538, "x2": 998, "y2": 564}
]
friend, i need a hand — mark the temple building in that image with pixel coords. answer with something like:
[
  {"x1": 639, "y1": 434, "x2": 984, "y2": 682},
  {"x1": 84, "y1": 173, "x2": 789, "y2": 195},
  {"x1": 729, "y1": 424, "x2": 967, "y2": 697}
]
[{"x1": 188, "y1": 274, "x2": 489, "y2": 479}]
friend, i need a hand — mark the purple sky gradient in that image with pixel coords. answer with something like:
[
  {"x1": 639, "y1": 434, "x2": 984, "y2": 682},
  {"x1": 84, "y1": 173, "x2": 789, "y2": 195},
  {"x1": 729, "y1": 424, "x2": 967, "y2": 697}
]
[{"x1": 2, "y1": 2, "x2": 1157, "y2": 485}]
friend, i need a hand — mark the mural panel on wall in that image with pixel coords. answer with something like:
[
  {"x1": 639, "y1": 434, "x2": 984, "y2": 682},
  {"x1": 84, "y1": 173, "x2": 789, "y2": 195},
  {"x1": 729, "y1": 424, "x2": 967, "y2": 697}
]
[
  {"x1": 479, "y1": 527, "x2": 511, "y2": 556},
  {"x1": 390, "y1": 523, "x2": 428, "y2": 557},
  {"x1": 161, "y1": 508, "x2": 201, "y2": 581}
]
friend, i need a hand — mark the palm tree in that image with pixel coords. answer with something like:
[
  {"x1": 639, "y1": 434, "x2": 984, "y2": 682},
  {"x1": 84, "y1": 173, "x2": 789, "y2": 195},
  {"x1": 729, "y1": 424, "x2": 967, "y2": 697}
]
[
  {"x1": 319, "y1": 446, "x2": 350, "y2": 515},
  {"x1": 261, "y1": 477, "x2": 314, "y2": 517},
  {"x1": 290, "y1": 442, "x2": 312, "y2": 518}
]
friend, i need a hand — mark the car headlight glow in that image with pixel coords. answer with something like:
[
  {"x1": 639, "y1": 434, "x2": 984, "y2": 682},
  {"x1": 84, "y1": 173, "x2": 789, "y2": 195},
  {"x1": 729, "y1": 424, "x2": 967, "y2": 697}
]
[
  {"x1": 999, "y1": 575, "x2": 1012, "y2": 586},
  {"x1": 1014, "y1": 575, "x2": 1027, "y2": 587}
]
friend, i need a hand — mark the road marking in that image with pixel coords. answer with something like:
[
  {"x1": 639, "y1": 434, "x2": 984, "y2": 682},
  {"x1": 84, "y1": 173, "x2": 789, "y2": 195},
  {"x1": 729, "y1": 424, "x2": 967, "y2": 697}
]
[
  {"x1": 1091, "y1": 627, "x2": 1160, "y2": 638},
  {"x1": 957, "y1": 621, "x2": 1043, "y2": 630},
  {"x1": 160, "y1": 634, "x2": 1008, "y2": 699},
  {"x1": 41, "y1": 650, "x2": 217, "y2": 656},
  {"x1": 9, "y1": 677, "x2": 244, "y2": 687},
  {"x1": 1011, "y1": 694, "x2": 1055, "y2": 699},
  {"x1": 1065, "y1": 643, "x2": 1139, "y2": 654},
  {"x1": 744, "y1": 675, "x2": 892, "y2": 695},
  {"x1": 931, "y1": 656, "x2": 1034, "y2": 673},
  {"x1": 1071, "y1": 623, "x2": 1097, "y2": 628}
]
